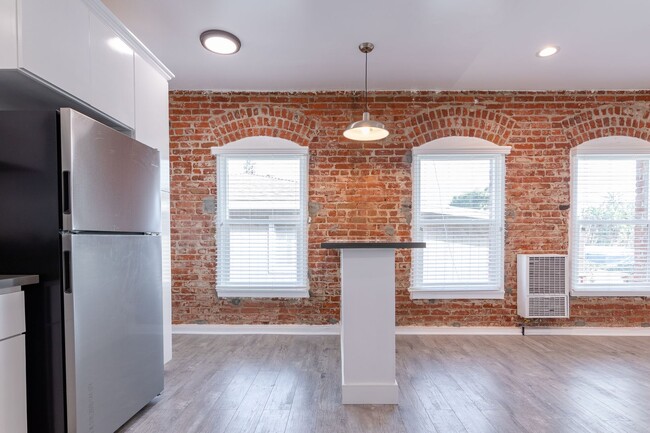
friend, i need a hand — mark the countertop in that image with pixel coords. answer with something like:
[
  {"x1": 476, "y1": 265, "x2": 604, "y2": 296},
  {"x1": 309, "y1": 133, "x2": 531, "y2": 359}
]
[{"x1": 0, "y1": 275, "x2": 39, "y2": 295}]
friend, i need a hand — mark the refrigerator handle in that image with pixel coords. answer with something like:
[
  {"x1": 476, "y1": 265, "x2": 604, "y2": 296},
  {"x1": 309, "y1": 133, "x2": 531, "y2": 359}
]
[
  {"x1": 61, "y1": 234, "x2": 72, "y2": 294},
  {"x1": 63, "y1": 251, "x2": 72, "y2": 294},
  {"x1": 62, "y1": 170, "x2": 71, "y2": 215}
]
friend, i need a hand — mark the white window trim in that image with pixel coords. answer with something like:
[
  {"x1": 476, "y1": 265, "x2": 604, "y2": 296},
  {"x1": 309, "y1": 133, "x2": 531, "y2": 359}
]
[
  {"x1": 570, "y1": 136, "x2": 650, "y2": 297},
  {"x1": 212, "y1": 136, "x2": 309, "y2": 155},
  {"x1": 212, "y1": 136, "x2": 309, "y2": 298},
  {"x1": 410, "y1": 289, "x2": 507, "y2": 300},
  {"x1": 412, "y1": 137, "x2": 512, "y2": 155},
  {"x1": 216, "y1": 287, "x2": 309, "y2": 299},
  {"x1": 410, "y1": 137, "x2": 511, "y2": 300},
  {"x1": 570, "y1": 289, "x2": 650, "y2": 297}
]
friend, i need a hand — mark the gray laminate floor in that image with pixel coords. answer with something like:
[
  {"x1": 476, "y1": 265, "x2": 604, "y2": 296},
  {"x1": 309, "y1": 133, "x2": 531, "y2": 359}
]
[{"x1": 117, "y1": 334, "x2": 650, "y2": 433}]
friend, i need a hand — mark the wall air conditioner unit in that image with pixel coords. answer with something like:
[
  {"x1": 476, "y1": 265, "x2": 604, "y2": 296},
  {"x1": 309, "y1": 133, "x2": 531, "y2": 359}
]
[{"x1": 517, "y1": 254, "x2": 569, "y2": 318}]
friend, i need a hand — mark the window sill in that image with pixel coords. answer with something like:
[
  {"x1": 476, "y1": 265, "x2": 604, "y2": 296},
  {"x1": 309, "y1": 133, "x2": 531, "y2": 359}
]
[
  {"x1": 409, "y1": 288, "x2": 505, "y2": 300},
  {"x1": 571, "y1": 290, "x2": 650, "y2": 297},
  {"x1": 216, "y1": 287, "x2": 310, "y2": 299}
]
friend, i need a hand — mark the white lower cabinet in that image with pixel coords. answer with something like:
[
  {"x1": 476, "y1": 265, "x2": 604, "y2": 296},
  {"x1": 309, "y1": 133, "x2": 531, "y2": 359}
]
[
  {"x1": 0, "y1": 289, "x2": 27, "y2": 432},
  {"x1": 0, "y1": 334, "x2": 27, "y2": 433}
]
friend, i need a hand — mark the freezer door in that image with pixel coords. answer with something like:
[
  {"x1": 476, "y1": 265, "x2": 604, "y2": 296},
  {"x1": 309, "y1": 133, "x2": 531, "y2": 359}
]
[
  {"x1": 60, "y1": 108, "x2": 161, "y2": 233},
  {"x1": 63, "y1": 233, "x2": 163, "y2": 433}
]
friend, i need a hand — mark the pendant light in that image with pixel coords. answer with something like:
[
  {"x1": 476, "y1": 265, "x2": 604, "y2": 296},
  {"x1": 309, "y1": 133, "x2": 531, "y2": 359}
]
[{"x1": 343, "y1": 42, "x2": 389, "y2": 141}]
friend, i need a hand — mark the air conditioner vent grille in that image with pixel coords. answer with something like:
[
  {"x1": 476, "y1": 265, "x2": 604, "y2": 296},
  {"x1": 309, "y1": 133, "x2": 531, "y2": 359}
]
[
  {"x1": 528, "y1": 256, "x2": 566, "y2": 295},
  {"x1": 518, "y1": 254, "x2": 569, "y2": 319},
  {"x1": 529, "y1": 296, "x2": 568, "y2": 317}
]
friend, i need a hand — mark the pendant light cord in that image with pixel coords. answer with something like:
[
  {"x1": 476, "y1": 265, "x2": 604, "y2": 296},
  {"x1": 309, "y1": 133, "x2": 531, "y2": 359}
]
[{"x1": 364, "y1": 50, "x2": 369, "y2": 112}]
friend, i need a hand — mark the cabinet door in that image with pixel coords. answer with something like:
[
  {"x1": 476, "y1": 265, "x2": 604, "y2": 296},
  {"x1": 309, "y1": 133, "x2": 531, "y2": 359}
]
[
  {"x1": 135, "y1": 55, "x2": 171, "y2": 362},
  {"x1": 0, "y1": 335, "x2": 27, "y2": 433},
  {"x1": 161, "y1": 190, "x2": 171, "y2": 363},
  {"x1": 134, "y1": 53, "x2": 169, "y2": 191},
  {"x1": 89, "y1": 13, "x2": 135, "y2": 128},
  {"x1": 0, "y1": 290, "x2": 25, "y2": 340},
  {"x1": 0, "y1": 0, "x2": 17, "y2": 68},
  {"x1": 18, "y1": 0, "x2": 91, "y2": 101}
]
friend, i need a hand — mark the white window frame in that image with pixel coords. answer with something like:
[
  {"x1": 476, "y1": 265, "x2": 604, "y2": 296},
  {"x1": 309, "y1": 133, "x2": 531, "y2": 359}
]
[
  {"x1": 410, "y1": 137, "x2": 511, "y2": 299},
  {"x1": 211, "y1": 137, "x2": 309, "y2": 298},
  {"x1": 570, "y1": 136, "x2": 650, "y2": 297}
]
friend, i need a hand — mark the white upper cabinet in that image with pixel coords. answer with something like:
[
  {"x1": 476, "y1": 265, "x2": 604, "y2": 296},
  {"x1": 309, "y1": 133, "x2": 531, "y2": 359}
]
[
  {"x1": 135, "y1": 53, "x2": 169, "y2": 191},
  {"x1": 0, "y1": 0, "x2": 172, "y2": 130},
  {"x1": 0, "y1": 0, "x2": 18, "y2": 69},
  {"x1": 19, "y1": 0, "x2": 92, "y2": 103},
  {"x1": 89, "y1": 13, "x2": 134, "y2": 127}
]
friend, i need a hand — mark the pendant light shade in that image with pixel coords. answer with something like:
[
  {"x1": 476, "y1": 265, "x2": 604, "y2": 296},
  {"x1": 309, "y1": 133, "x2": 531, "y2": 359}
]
[
  {"x1": 343, "y1": 112, "x2": 389, "y2": 141},
  {"x1": 344, "y1": 42, "x2": 389, "y2": 141}
]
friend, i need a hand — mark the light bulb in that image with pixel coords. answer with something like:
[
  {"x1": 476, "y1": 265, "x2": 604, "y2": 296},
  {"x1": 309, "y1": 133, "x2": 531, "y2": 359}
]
[
  {"x1": 537, "y1": 46, "x2": 559, "y2": 57},
  {"x1": 200, "y1": 30, "x2": 241, "y2": 55}
]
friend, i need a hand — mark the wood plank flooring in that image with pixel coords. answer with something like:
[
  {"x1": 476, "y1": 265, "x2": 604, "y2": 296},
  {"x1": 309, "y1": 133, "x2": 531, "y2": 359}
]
[{"x1": 117, "y1": 334, "x2": 650, "y2": 433}]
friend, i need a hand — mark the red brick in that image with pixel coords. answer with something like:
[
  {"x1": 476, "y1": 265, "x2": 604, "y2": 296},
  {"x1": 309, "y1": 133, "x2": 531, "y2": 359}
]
[{"x1": 169, "y1": 90, "x2": 650, "y2": 327}]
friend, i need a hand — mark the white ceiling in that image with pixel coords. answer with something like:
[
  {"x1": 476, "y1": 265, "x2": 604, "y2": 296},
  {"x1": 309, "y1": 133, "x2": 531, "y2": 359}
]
[{"x1": 102, "y1": 0, "x2": 650, "y2": 92}]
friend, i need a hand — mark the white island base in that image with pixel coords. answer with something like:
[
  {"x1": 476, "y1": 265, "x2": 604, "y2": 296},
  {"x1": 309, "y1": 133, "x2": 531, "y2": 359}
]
[
  {"x1": 341, "y1": 248, "x2": 397, "y2": 404},
  {"x1": 322, "y1": 242, "x2": 425, "y2": 405}
]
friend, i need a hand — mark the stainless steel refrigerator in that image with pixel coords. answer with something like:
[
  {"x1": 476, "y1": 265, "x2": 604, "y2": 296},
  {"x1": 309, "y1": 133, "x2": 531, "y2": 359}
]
[{"x1": 0, "y1": 108, "x2": 164, "y2": 433}]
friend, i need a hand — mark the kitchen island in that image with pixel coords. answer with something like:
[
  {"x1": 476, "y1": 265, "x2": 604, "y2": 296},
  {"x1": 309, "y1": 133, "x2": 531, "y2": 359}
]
[{"x1": 322, "y1": 242, "x2": 424, "y2": 404}]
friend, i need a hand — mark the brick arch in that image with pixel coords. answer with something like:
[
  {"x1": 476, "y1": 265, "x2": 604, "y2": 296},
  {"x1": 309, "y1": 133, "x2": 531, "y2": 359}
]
[
  {"x1": 561, "y1": 104, "x2": 650, "y2": 147},
  {"x1": 404, "y1": 107, "x2": 517, "y2": 147},
  {"x1": 209, "y1": 107, "x2": 319, "y2": 147}
]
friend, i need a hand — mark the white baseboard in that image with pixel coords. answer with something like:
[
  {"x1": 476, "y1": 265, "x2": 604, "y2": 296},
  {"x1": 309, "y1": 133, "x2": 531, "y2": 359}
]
[
  {"x1": 173, "y1": 324, "x2": 650, "y2": 337},
  {"x1": 523, "y1": 327, "x2": 650, "y2": 336},
  {"x1": 172, "y1": 324, "x2": 521, "y2": 336},
  {"x1": 342, "y1": 382, "x2": 399, "y2": 405},
  {"x1": 172, "y1": 324, "x2": 341, "y2": 335},
  {"x1": 396, "y1": 326, "x2": 522, "y2": 335}
]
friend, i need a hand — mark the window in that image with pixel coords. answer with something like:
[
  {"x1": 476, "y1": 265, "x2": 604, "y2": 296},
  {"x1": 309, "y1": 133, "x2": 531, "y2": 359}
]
[
  {"x1": 212, "y1": 137, "x2": 309, "y2": 298},
  {"x1": 571, "y1": 136, "x2": 650, "y2": 296},
  {"x1": 411, "y1": 137, "x2": 510, "y2": 299}
]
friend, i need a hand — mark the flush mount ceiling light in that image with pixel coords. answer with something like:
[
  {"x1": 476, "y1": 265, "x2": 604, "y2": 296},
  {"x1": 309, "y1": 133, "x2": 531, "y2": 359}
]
[
  {"x1": 537, "y1": 46, "x2": 559, "y2": 57},
  {"x1": 343, "y1": 42, "x2": 389, "y2": 142},
  {"x1": 200, "y1": 30, "x2": 241, "y2": 55}
]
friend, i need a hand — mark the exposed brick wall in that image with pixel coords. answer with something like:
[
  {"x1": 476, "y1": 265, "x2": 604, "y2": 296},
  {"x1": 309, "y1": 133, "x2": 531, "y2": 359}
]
[{"x1": 170, "y1": 91, "x2": 650, "y2": 327}]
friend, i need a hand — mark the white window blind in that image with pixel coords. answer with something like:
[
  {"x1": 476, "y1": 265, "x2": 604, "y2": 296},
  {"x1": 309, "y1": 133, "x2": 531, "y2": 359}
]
[
  {"x1": 214, "y1": 140, "x2": 308, "y2": 298},
  {"x1": 571, "y1": 141, "x2": 650, "y2": 295},
  {"x1": 411, "y1": 138, "x2": 509, "y2": 299}
]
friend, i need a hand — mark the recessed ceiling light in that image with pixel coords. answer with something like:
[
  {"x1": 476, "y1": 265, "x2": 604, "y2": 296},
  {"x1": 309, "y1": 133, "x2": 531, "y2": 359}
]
[
  {"x1": 537, "y1": 46, "x2": 559, "y2": 57},
  {"x1": 200, "y1": 30, "x2": 241, "y2": 55}
]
